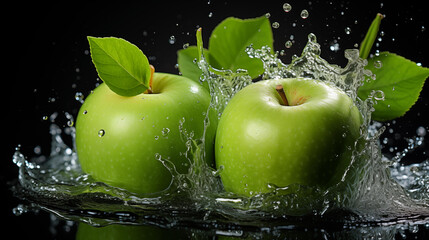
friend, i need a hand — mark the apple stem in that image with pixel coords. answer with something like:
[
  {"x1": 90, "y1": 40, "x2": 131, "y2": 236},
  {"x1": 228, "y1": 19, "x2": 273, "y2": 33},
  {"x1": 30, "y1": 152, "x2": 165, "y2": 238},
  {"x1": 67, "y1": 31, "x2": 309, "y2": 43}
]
[
  {"x1": 276, "y1": 85, "x2": 289, "y2": 106},
  {"x1": 145, "y1": 65, "x2": 155, "y2": 94}
]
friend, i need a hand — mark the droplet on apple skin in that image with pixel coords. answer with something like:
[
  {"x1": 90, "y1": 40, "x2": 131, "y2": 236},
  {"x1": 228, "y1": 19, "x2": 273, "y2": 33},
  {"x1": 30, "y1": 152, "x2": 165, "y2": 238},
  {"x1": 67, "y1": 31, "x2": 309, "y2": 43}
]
[
  {"x1": 162, "y1": 128, "x2": 170, "y2": 137},
  {"x1": 98, "y1": 129, "x2": 105, "y2": 137}
]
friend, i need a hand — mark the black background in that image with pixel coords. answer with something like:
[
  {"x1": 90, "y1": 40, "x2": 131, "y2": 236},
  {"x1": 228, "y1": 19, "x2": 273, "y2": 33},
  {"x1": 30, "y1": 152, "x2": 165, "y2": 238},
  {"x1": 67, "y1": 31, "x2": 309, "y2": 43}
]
[{"x1": 4, "y1": 1, "x2": 429, "y2": 239}]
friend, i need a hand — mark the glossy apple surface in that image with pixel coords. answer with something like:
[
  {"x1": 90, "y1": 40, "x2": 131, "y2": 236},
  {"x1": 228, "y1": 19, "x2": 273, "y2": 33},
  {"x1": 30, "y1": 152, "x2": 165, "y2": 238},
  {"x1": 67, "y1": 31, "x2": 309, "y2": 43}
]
[
  {"x1": 76, "y1": 73, "x2": 216, "y2": 195},
  {"x1": 215, "y1": 78, "x2": 362, "y2": 196},
  {"x1": 76, "y1": 223, "x2": 188, "y2": 240}
]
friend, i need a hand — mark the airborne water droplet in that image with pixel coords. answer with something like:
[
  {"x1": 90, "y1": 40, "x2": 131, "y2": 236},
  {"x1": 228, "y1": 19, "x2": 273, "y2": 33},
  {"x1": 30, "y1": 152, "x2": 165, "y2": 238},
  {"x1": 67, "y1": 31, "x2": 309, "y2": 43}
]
[
  {"x1": 169, "y1": 36, "x2": 176, "y2": 44},
  {"x1": 272, "y1": 22, "x2": 280, "y2": 29},
  {"x1": 283, "y1": 3, "x2": 292, "y2": 12},
  {"x1": 75, "y1": 92, "x2": 84, "y2": 103},
  {"x1": 285, "y1": 40, "x2": 293, "y2": 48},
  {"x1": 329, "y1": 41, "x2": 340, "y2": 52},
  {"x1": 300, "y1": 9, "x2": 309, "y2": 19},
  {"x1": 345, "y1": 27, "x2": 352, "y2": 34},
  {"x1": 98, "y1": 129, "x2": 105, "y2": 137},
  {"x1": 416, "y1": 126, "x2": 427, "y2": 137}
]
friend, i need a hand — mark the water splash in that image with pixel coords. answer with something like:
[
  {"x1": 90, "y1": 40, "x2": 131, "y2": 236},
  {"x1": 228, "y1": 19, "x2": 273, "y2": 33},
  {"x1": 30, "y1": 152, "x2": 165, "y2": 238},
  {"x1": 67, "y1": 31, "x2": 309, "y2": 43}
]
[
  {"x1": 11, "y1": 34, "x2": 429, "y2": 230},
  {"x1": 246, "y1": 33, "x2": 429, "y2": 214},
  {"x1": 197, "y1": 49, "x2": 252, "y2": 118}
]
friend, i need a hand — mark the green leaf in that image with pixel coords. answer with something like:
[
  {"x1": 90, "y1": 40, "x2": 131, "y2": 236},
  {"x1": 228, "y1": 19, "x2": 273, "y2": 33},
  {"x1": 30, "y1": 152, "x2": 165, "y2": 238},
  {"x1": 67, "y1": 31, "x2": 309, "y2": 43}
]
[
  {"x1": 177, "y1": 46, "x2": 209, "y2": 90},
  {"x1": 87, "y1": 36, "x2": 151, "y2": 96},
  {"x1": 358, "y1": 52, "x2": 429, "y2": 121},
  {"x1": 209, "y1": 16, "x2": 273, "y2": 78},
  {"x1": 359, "y1": 13, "x2": 383, "y2": 59},
  {"x1": 177, "y1": 46, "x2": 204, "y2": 83},
  {"x1": 177, "y1": 16, "x2": 274, "y2": 82}
]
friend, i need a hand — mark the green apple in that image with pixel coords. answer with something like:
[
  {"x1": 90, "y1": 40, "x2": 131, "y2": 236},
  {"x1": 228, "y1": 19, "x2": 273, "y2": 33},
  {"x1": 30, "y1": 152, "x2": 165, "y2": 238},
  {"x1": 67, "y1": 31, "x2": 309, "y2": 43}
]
[
  {"x1": 76, "y1": 223, "x2": 189, "y2": 240},
  {"x1": 215, "y1": 78, "x2": 362, "y2": 196},
  {"x1": 76, "y1": 72, "x2": 216, "y2": 195}
]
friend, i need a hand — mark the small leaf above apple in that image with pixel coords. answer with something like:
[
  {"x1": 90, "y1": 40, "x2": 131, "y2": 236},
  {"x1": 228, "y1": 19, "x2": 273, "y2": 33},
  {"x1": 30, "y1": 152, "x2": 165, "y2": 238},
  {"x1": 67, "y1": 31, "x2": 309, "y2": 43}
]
[
  {"x1": 177, "y1": 16, "x2": 274, "y2": 84},
  {"x1": 87, "y1": 36, "x2": 152, "y2": 97}
]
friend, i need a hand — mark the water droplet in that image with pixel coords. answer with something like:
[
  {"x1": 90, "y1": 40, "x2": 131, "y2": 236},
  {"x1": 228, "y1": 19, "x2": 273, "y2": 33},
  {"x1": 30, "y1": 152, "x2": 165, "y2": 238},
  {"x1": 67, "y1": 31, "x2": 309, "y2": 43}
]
[
  {"x1": 421, "y1": 26, "x2": 426, "y2": 32},
  {"x1": 300, "y1": 9, "x2": 309, "y2": 19},
  {"x1": 83, "y1": 110, "x2": 88, "y2": 114},
  {"x1": 375, "y1": 50, "x2": 380, "y2": 56},
  {"x1": 183, "y1": 43, "x2": 190, "y2": 49},
  {"x1": 265, "y1": 13, "x2": 271, "y2": 18},
  {"x1": 34, "y1": 145, "x2": 42, "y2": 154},
  {"x1": 12, "y1": 204, "x2": 28, "y2": 216},
  {"x1": 75, "y1": 92, "x2": 84, "y2": 103},
  {"x1": 42, "y1": 115, "x2": 48, "y2": 121},
  {"x1": 154, "y1": 135, "x2": 159, "y2": 140},
  {"x1": 374, "y1": 60, "x2": 383, "y2": 69},
  {"x1": 416, "y1": 126, "x2": 427, "y2": 137},
  {"x1": 272, "y1": 22, "x2": 280, "y2": 29},
  {"x1": 285, "y1": 40, "x2": 293, "y2": 48},
  {"x1": 67, "y1": 120, "x2": 74, "y2": 127},
  {"x1": 329, "y1": 41, "x2": 340, "y2": 52},
  {"x1": 162, "y1": 128, "x2": 170, "y2": 137},
  {"x1": 168, "y1": 36, "x2": 176, "y2": 44},
  {"x1": 372, "y1": 90, "x2": 385, "y2": 101},
  {"x1": 283, "y1": 3, "x2": 292, "y2": 12},
  {"x1": 98, "y1": 129, "x2": 105, "y2": 137},
  {"x1": 383, "y1": 138, "x2": 389, "y2": 144},
  {"x1": 208, "y1": 12, "x2": 213, "y2": 18},
  {"x1": 345, "y1": 27, "x2": 352, "y2": 34}
]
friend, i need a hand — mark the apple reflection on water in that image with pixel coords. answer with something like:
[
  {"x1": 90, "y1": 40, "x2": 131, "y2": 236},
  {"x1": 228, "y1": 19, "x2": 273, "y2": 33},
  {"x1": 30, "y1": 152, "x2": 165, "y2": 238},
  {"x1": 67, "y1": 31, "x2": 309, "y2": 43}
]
[{"x1": 11, "y1": 32, "x2": 429, "y2": 231}]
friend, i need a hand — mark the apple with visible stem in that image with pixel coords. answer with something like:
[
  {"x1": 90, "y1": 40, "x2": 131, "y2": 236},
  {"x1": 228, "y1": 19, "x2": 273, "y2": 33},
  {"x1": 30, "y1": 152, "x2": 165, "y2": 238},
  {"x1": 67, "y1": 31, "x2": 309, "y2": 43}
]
[
  {"x1": 76, "y1": 72, "x2": 216, "y2": 195},
  {"x1": 215, "y1": 78, "x2": 362, "y2": 197}
]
